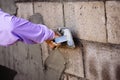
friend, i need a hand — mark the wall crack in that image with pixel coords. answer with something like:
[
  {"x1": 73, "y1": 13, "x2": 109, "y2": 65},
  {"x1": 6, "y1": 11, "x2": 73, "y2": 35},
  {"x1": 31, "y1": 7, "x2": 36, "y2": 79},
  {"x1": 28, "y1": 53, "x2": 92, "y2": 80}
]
[{"x1": 104, "y1": 1, "x2": 108, "y2": 43}]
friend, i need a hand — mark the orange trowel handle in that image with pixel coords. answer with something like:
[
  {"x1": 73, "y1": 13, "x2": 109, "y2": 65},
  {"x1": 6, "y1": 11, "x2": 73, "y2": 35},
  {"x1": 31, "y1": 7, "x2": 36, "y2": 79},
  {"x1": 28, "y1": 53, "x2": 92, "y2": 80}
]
[{"x1": 45, "y1": 31, "x2": 61, "y2": 49}]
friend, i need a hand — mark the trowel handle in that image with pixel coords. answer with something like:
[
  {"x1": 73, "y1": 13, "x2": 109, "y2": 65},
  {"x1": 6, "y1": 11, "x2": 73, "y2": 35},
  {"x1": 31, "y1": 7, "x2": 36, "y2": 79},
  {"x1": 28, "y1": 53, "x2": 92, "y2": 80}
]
[
  {"x1": 45, "y1": 31, "x2": 61, "y2": 49},
  {"x1": 46, "y1": 40, "x2": 60, "y2": 49}
]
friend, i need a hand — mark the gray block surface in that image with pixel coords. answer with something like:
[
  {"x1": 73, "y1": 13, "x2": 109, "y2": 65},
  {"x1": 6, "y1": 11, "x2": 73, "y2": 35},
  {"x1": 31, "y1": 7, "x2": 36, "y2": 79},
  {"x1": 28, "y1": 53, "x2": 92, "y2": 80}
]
[
  {"x1": 64, "y1": 2, "x2": 106, "y2": 43},
  {"x1": 106, "y1": 1, "x2": 120, "y2": 44}
]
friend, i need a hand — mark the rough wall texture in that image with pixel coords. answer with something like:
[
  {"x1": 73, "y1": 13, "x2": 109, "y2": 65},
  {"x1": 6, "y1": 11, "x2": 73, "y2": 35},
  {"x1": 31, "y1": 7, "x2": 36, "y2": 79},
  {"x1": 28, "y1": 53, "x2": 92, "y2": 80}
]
[
  {"x1": 106, "y1": 1, "x2": 120, "y2": 44},
  {"x1": 0, "y1": 0, "x2": 120, "y2": 80},
  {"x1": 64, "y1": 2, "x2": 106, "y2": 43},
  {"x1": 83, "y1": 41, "x2": 120, "y2": 80}
]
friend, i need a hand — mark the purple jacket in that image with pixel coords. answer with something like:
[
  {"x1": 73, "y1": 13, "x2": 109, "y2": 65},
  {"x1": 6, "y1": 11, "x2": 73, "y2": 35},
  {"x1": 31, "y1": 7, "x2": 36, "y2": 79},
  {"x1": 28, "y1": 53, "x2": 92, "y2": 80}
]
[{"x1": 0, "y1": 9, "x2": 54, "y2": 46}]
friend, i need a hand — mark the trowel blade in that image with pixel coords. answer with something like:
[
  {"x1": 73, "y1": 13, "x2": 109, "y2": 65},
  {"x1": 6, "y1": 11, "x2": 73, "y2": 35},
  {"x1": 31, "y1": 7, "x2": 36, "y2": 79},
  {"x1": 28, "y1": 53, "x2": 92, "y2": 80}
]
[{"x1": 54, "y1": 36, "x2": 67, "y2": 44}]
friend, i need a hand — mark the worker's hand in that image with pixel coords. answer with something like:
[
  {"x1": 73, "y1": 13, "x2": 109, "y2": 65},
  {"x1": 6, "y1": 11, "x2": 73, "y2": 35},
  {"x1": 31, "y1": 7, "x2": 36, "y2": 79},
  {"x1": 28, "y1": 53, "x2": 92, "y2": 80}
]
[{"x1": 45, "y1": 31, "x2": 61, "y2": 49}]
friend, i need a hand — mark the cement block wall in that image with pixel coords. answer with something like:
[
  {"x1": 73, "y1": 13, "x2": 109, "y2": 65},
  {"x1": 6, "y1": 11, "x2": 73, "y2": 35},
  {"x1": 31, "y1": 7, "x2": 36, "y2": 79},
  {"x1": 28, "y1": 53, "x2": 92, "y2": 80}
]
[{"x1": 0, "y1": 0, "x2": 120, "y2": 80}]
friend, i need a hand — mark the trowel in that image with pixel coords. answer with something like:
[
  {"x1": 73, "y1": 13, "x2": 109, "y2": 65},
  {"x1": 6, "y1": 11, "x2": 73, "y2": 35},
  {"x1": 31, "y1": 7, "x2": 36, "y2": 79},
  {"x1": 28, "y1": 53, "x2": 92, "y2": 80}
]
[{"x1": 53, "y1": 28, "x2": 75, "y2": 48}]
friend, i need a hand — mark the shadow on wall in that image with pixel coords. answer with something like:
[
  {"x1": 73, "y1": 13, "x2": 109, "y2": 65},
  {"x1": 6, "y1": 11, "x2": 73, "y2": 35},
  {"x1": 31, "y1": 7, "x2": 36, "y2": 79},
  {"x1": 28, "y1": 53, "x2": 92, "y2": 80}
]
[
  {"x1": 0, "y1": 65, "x2": 17, "y2": 80},
  {"x1": 116, "y1": 65, "x2": 120, "y2": 80}
]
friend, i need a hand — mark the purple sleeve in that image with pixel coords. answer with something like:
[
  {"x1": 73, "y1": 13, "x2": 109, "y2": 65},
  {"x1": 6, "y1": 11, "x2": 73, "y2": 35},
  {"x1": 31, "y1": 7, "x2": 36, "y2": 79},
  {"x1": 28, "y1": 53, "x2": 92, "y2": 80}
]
[
  {"x1": 11, "y1": 16, "x2": 55, "y2": 44},
  {"x1": 0, "y1": 9, "x2": 54, "y2": 46},
  {"x1": 0, "y1": 9, "x2": 19, "y2": 46}
]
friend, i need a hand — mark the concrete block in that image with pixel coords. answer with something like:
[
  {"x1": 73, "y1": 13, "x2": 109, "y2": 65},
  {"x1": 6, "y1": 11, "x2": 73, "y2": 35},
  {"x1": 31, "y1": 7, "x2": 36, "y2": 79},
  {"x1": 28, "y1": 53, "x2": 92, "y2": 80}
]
[
  {"x1": 64, "y1": 2, "x2": 106, "y2": 43},
  {"x1": 16, "y1": 2, "x2": 33, "y2": 19},
  {"x1": 34, "y1": 2, "x2": 64, "y2": 29},
  {"x1": 106, "y1": 1, "x2": 120, "y2": 44},
  {"x1": 83, "y1": 41, "x2": 120, "y2": 80}
]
